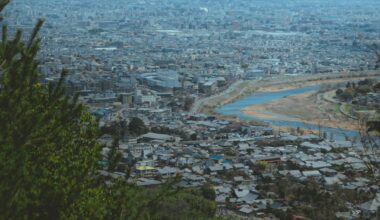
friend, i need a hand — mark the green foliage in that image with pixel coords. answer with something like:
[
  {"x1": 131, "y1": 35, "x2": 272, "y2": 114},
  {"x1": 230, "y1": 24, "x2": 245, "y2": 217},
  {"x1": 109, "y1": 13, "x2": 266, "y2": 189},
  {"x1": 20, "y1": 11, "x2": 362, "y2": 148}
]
[
  {"x1": 155, "y1": 188, "x2": 217, "y2": 220},
  {"x1": 107, "y1": 136, "x2": 123, "y2": 172},
  {"x1": 102, "y1": 177, "x2": 218, "y2": 220},
  {"x1": 0, "y1": 2, "x2": 217, "y2": 219},
  {"x1": 337, "y1": 79, "x2": 378, "y2": 101},
  {"x1": 356, "y1": 85, "x2": 371, "y2": 94},
  {"x1": 100, "y1": 119, "x2": 128, "y2": 138},
  {"x1": 128, "y1": 117, "x2": 148, "y2": 136},
  {"x1": 346, "y1": 82, "x2": 351, "y2": 88},
  {"x1": 222, "y1": 148, "x2": 237, "y2": 156},
  {"x1": 104, "y1": 177, "x2": 180, "y2": 220},
  {"x1": 0, "y1": 14, "x2": 104, "y2": 220},
  {"x1": 340, "y1": 87, "x2": 355, "y2": 101},
  {"x1": 201, "y1": 183, "x2": 216, "y2": 201},
  {"x1": 190, "y1": 133, "x2": 198, "y2": 140},
  {"x1": 358, "y1": 78, "x2": 375, "y2": 87},
  {"x1": 335, "y1": 88, "x2": 343, "y2": 96},
  {"x1": 255, "y1": 161, "x2": 268, "y2": 170},
  {"x1": 367, "y1": 120, "x2": 380, "y2": 133},
  {"x1": 150, "y1": 126, "x2": 198, "y2": 141},
  {"x1": 219, "y1": 169, "x2": 247, "y2": 180},
  {"x1": 265, "y1": 177, "x2": 375, "y2": 220},
  {"x1": 184, "y1": 96, "x2": 195, "y2": 111}
]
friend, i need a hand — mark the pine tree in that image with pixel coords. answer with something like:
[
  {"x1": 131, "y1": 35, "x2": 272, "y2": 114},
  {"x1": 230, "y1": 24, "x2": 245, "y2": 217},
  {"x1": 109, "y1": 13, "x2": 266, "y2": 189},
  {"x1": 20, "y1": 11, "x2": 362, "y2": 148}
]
[
  {"x1": 0, "y1": 1, "x2": 218, "y2": 219},
  {"x1": 107, "y1": 135, "x2": 123, "y2": 172},
  {"x1": 0, "y1": 1, "x2": 106, "y2": 218}
]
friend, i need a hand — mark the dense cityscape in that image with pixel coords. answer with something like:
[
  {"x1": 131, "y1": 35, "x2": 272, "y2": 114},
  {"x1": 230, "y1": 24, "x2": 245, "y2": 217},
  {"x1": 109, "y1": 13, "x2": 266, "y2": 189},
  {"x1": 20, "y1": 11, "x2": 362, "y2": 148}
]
[{"x1": 2, "y1": 0, "x2": 380, "y2": 219}]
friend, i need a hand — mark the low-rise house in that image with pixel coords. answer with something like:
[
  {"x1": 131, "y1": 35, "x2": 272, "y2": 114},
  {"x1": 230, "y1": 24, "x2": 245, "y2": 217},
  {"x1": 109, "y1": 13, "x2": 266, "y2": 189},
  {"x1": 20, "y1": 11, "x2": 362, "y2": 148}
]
[
  {"x1": 238, "y1": 143, "x2": 250, "y2": 151},
  {"x1": 324, "y1": 176, "x2": 342, "y2": 187},
  {"x1": 302, "y1": 170, "x2": 322, "y2": 178},
  {"x1": 138, "y1": 132, "x2": 176, "y2": 143},
  {"x1": 320, "y1": 168, "x2": 338, "y2": 176},
  {"x1": 215, "y1": 194, "x2": 228, "y2": 203},
  {"x1": 331, "y1": 140, "x2": 353, "y2": 149},
  {"x1": 234, "y1": 189, "x2": 250, "y2": 198},
  {"x1": 240, "y1": 192, "x2": 260, "y2": 205},
  {"x1": 135, "y1": 165, "x2": 157, "y2": 177},
  {"x1": 279, "y1": 170, "x2": 303, "y2": 179},
  {"x1": 158, "y1": 166, "x2": 179, "y2": 177},
  {"x1": 179, "y1": 173, "x2": 206, "y2": 187},
  {"x1": 358, "y1": 193, "x2": 380, "y2": 215},
  {"x1": 238, "y1": 205, "x2": 254, "y2": 216},
  {"x1": 208, "y1": 164, "x2": 224, "y2": 173},
  {"x1": 136, "y1": 178, "x2": 162, "y2": 187},
  {"x1": 300, "y1": 141, "x2": 332, "y2": 152},
  {"x1": 305, "y1": 161, "x2": 331, "y2": 169},
  {"x1": 251, "y1": 155, "x2": 283, "y2": 165},
  {"x1": 215, "y1": 186, "x2": 232, "y2": 195},
  {"x1": 234, "y1": 176, "x2": 245, "y2": 183},
  {"x1": 233, "y1": 163, "x2": 245, "y2": 170}
]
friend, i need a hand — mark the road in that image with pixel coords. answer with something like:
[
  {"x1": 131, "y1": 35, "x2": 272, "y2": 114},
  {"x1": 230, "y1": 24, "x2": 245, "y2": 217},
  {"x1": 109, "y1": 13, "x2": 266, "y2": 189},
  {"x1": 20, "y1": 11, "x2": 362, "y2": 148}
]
[{"x1": 190, "y1": 79, "x2": 245, "y2": 114}]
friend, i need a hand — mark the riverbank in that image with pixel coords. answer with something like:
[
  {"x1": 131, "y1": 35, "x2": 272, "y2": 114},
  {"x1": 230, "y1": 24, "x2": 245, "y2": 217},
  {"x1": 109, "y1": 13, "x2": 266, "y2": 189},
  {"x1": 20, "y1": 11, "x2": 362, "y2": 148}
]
[
  {"x1": 241, "y1": 91, "x2": 360, "y2": 131},
  {"x1": 194, "y1": 71, "x2": 380, "y2": 116},
  {"x1": 196, "y1": 70, "x2": 380, "y2": 132}
]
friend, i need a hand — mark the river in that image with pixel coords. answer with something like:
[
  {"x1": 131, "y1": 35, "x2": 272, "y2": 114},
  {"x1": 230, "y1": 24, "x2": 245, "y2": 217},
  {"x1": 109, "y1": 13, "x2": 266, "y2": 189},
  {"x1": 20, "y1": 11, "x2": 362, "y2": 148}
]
[{"x1": 215, "y1": 85, "x2": 361, "y2": 141}]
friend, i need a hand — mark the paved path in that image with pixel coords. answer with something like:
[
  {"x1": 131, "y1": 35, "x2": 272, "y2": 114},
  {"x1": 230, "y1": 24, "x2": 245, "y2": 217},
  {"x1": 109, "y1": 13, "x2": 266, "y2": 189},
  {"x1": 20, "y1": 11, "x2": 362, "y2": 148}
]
[{"x1": 190, "y1": 80, "x2": 245, "y2": 114}]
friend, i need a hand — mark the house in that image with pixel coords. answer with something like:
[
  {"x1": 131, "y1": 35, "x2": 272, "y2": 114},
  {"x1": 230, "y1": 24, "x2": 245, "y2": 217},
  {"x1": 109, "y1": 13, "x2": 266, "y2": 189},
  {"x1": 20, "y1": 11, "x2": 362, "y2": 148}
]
[
  {"x1": 252, "y1": 155, "x2": 282, "y2": 165},
  {"x1": 234, "y1": 176, "x2": 245, "y2": 183},
  {"x1": 199, "y1": 80, "x2": 217, "y2": 94},
  {"x1": 331, "y1": 140, "x2": 352, "y2": 149},
  {"x1": 305, "y1": 161, "x2": 331, "y2": 169},
  {"x1": 323, "y1": 176, "x2": 342, "y2": 186},
  {"x1": 288, "y1": 170, "x2": 303, "y2": 178},
  {"x1": 233, "y1": 163, "x2": 246, "y2": 170},
  {"x1": 234, "y1": 189, "x2": 250, "y2": 198},
  {"x1": 158, "y1": 166, "x2": 179, "y2": 177},
  {"x1": 179, "y1": 173, "x2": 206, "y2": 187},
  {"x1": 138, "y1": 132, "x2": 175, "y2": 143},
  {"x1": 209, "y1": 154, "x2": 224, "y2": 162},
  {"x1": 215, "y1": 194, "x2": 228, "y2": 203},
  {"x1": 240, "y1": 192, "x2": 260, "y2": 204},
  {"x1": 319, "y1": 168, "x2": 338, "y2": 176},
  {"x1": 238, "y1": 143, "x2": 250, "y2": 151},
  {"x1": 136, "y1": 178, "x2": 162, "y2": 187},
  {"x1": 335, "y1": 211, "x2": 359, "y2": 220},
  {"x1": 238, "y1": 205, "x2": 254, "y2": 216},
  {"x1": 302, "y1": 170, "x2": 322, "y2": 178},
  {"x1": 300, "y1": 141, "x2": 331, "y2": 152},
  {"x1": 135, "y1": 165, "x2": 157, "y2": 177},
  {"x1": 358, "y1": 193, "x2": 380, "y2": 215},
  {"x1": 208, "y1": 164, "x2": 224, "y2": 173},
  {"x1": 215, "y1": 186, "x2": 232, "y2": 195}
]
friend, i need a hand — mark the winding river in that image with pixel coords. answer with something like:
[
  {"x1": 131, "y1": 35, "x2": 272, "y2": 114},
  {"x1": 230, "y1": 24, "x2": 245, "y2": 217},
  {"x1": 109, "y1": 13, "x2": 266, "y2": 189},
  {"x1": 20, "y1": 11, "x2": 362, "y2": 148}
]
[{"x1": 215, "y1": 85, "x2": 360, "y2": 141}]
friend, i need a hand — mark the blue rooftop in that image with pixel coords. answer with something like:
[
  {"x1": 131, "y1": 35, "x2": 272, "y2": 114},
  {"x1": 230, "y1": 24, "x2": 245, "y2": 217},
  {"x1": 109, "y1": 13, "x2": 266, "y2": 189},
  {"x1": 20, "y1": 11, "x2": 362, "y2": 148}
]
[{"x1": 209, "y1": 155, "x2": 224, "y2": 160}]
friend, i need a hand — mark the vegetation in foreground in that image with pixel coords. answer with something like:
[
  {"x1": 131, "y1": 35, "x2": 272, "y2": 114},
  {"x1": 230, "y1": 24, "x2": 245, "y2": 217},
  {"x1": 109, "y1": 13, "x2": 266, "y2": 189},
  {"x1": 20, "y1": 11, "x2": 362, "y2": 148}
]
[{"x1": 0, "y1": 1, "x2": 218, "y2": 219}]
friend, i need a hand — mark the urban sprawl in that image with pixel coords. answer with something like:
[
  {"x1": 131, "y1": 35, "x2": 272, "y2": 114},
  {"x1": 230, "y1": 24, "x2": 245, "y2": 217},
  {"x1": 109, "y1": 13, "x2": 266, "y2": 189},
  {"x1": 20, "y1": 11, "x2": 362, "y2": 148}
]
[{"x1": 5, "y1": 0, "x2": 380, "y2": 219}]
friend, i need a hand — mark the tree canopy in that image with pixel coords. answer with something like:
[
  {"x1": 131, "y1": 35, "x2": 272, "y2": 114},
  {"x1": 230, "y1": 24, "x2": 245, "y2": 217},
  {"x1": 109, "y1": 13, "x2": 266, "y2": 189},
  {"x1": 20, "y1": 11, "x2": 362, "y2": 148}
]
[
  {"x1": 128, "y1": 117, "x2": 148, "y2": 136},
  {"x1": 0, "y1": 1, "x2": 218, "y2": 219},
  {"x1": 0, "y1": 1, "x2": 106, "y2": 217}
]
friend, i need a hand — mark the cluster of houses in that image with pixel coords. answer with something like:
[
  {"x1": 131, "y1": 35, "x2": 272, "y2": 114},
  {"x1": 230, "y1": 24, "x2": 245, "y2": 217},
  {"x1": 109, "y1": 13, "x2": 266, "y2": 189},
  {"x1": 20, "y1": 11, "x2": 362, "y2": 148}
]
[
  {"x1": 97, "y1": 111, "x2": 380, "y2": 218},
  {"x1": 9, "y1": 1, "x2": 380, "y2": 218}
]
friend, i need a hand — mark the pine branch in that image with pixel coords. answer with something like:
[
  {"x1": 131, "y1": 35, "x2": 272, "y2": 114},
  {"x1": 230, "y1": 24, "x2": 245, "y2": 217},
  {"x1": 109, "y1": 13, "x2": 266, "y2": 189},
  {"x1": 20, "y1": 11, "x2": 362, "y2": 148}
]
[
  {"x1": 27, "y1": 19, "x2": 44, "y2": 50},
  {"x1": 0, "y1": 0, "x2": 9, "y2": 12}
]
